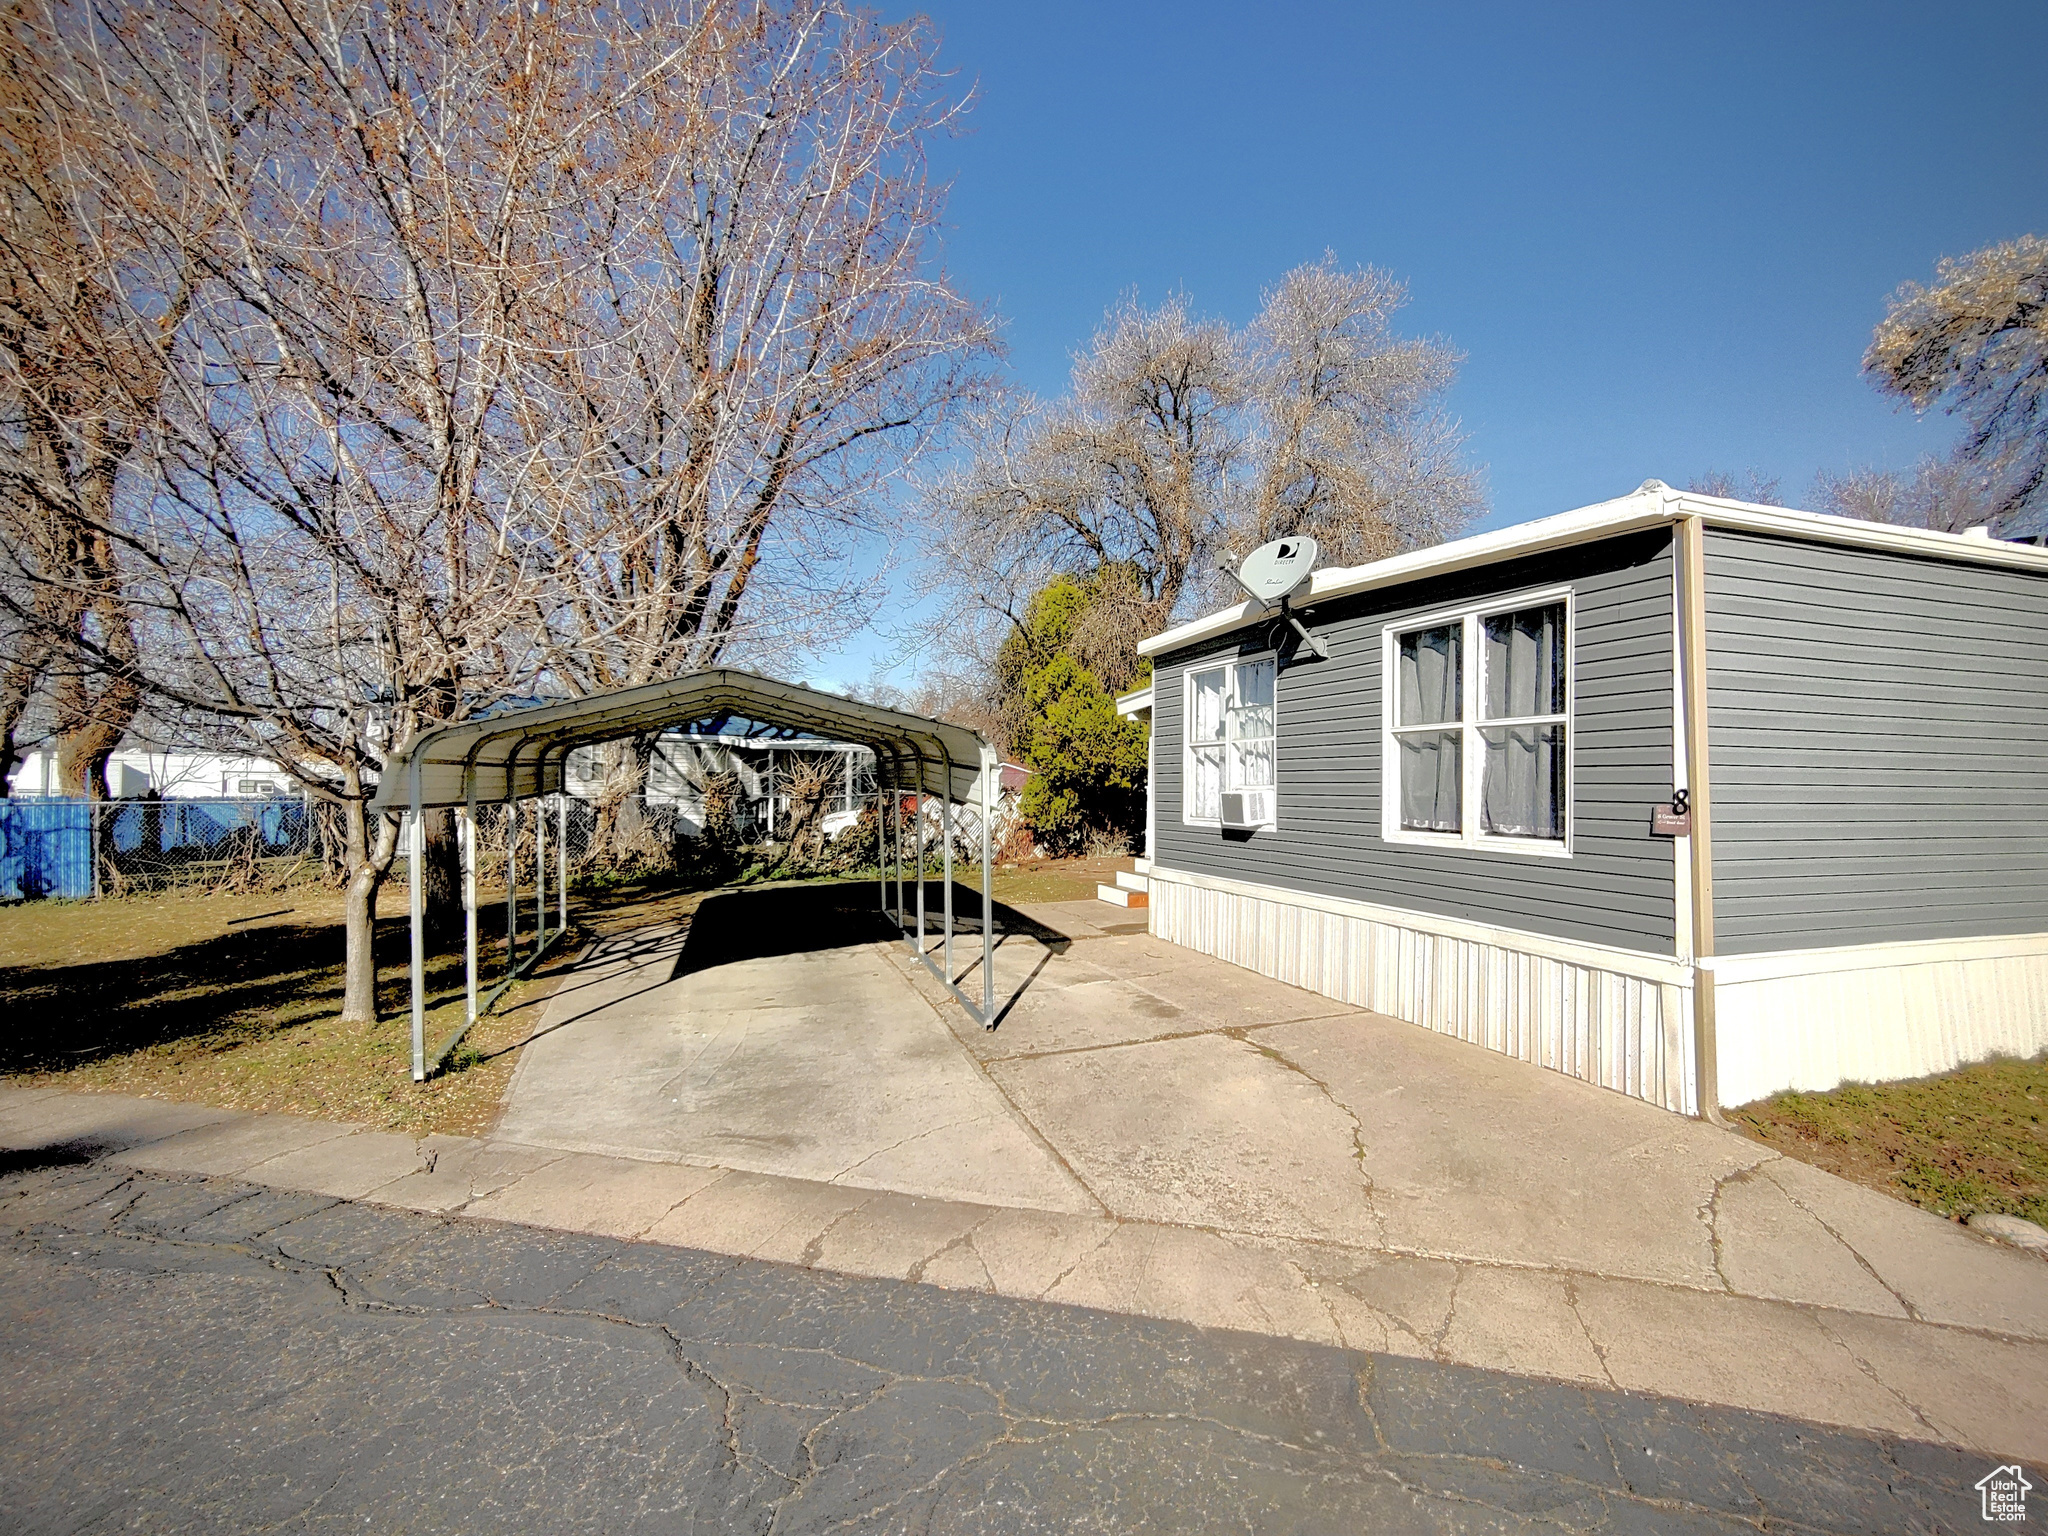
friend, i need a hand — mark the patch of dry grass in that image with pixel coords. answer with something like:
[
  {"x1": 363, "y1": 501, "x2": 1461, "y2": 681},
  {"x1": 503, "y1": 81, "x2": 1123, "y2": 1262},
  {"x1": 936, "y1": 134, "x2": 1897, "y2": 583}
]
[
  {"x1": 1732, "y1": 1054, "x2": 2048, "y2": 1229},
  {"x1": 989, "y1": 855, "x2": 1132, "y2": 906},
  {"x1": 0, "y1": 880, "x2": 712, "y2": 1139}
]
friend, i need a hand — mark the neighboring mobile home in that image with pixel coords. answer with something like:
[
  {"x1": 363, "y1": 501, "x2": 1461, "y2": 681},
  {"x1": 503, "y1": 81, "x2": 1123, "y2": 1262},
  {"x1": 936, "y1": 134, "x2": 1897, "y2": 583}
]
[{"x1": 1135, "y1": 480, "x2": 2048, "y2": 1117}]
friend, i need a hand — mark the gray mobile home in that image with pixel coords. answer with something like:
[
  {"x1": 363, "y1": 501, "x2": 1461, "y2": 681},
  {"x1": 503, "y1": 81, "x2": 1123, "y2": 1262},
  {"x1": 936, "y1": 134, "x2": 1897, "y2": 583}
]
[{"x1": 1133, "y1": 481, "x2": 2048, "y2": 1116}]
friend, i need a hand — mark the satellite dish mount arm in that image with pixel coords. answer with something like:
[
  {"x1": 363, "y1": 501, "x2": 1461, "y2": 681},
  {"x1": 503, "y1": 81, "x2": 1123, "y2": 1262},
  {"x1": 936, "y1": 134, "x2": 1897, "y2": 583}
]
[{"x1": 1274, "y1": 594, "x2": 1329, "y2": 660}]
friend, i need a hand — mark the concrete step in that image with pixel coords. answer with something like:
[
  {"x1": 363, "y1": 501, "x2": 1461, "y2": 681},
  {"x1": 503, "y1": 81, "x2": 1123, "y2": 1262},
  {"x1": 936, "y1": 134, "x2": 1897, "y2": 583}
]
[
  {"x1": 1096, "y1": 883, "x2": 1148, "y2": 909},
  {"x1": 1114, "y1": 870, "x2": 1149, "y2": 893}
]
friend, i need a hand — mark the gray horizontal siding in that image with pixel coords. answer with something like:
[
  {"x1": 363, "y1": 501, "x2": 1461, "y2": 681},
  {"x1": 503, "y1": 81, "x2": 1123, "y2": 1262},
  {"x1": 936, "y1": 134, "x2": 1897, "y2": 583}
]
[
  {"x1": 1704, "y1": 528, "x2": 2048, "y2": 953},
  {"x1": 1153, "y1": 530, "x2": 1678, "y2": 954}
]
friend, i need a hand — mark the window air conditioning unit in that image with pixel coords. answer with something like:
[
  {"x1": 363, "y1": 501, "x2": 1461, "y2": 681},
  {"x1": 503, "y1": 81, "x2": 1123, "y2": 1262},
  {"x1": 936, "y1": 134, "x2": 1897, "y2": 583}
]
[{"x1": 1220, "y1": 790, "x2": 1271, "y2": 830}]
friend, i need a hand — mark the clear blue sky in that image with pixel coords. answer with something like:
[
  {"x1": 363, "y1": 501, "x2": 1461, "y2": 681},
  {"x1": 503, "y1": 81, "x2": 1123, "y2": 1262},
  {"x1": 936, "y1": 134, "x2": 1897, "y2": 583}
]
[{"x1": 814, "y1": 0, "x2": 2048, "y2": 685}]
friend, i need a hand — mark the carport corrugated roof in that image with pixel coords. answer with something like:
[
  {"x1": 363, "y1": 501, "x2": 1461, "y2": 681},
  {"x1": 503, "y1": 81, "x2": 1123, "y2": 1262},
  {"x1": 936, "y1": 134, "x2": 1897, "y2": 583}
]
[{"x1": 369, "y1": 668, "x2": 992, "y2": 812}]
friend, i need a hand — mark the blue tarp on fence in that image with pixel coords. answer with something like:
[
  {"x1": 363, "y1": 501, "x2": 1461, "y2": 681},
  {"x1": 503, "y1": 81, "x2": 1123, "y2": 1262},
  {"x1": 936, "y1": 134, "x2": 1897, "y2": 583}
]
[
  {"x1": 103, "y1": 800, "x2": 306, "y2": 858},
  {"x1": 0, "y1": 798, "x2": 94, "y2": 900},
  {"x1": 0, "y1": 797, "x2": 317, "y2": 900}
]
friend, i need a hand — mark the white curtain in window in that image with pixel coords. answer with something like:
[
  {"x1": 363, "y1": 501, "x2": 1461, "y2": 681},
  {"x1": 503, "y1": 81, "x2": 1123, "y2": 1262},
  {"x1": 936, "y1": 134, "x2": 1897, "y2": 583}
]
[
  {"x1": 1479, "y1": 602, "x2": 1566, "y2": 839},
  {"x1": 1398, "y1": 624, "x2": 1461, "y2": 726},
  {"x1": 1192, "y1": 669, "x2": 1226, "y2": 742},
  {"x1": 1483, "y1": 604, "x2": 1565, "y2": 719},
  {"x1": 1189, "y1": 668, "x2": 1226, "y2": 819},
  {"x1": 1481, "y1": 724, "x2": 1564, "y2": 838},
  {"x1": 1228, "y1": 659, "x2": 1275, "y2": 789},
  {"x1": 1191, "y1": 746, "x2": 1223, "y2": 820},
  {"x1": 1400, "y1": 732, "x2": 1461, "y2": 832}
]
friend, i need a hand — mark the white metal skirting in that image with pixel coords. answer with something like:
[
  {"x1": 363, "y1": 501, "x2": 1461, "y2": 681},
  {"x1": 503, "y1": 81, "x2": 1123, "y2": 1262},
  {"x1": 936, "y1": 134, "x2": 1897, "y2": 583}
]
[
  {"x1": 1148, "y1": 871, "x2": 1697, "y2": 1114},
  {"x1": 1711, "y1": 940, "x2": 2048, "y2": 1107}
]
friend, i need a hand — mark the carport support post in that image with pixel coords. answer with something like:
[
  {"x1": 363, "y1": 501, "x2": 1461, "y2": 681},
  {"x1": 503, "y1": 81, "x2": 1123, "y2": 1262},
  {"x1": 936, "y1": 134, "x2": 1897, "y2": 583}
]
[
  {"x1": 408, "y1": 762, "x2": 426, "y2": 1082},
  {"x1": 462, "y1": 786, "x2": 478, "y2": 1026},
  {"x1": 875, "y1": 782, "x2": 885, "y2": 914},
  {"x1": 534, "y1": 794, "x2": 547, "y2": 956},
  {"x1": 504, "y1": 797, "x2": 518, "y2": 974},
  {"x1": 557, "y1": 792, "x2": 567, "y2": 934},
  {"x1": 981, "y1": 751, "x2": 994, "y2": 1024},
  {"x1": 914, "y1": 785, "x2": 926, "y2": 956},
  {"x1": 941, "y1": 758, "x2": 954, "y2": 982}
]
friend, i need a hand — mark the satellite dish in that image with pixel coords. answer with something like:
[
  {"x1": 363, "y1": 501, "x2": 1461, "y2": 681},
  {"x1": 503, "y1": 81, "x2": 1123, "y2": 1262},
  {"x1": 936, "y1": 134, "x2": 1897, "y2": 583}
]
[
  {"x1": 1224, "y1": 536, "x2": 1329, "y2": 661},
  {"x1": 1234, "y1": 537, "x2": 1319, "y2": 604}
]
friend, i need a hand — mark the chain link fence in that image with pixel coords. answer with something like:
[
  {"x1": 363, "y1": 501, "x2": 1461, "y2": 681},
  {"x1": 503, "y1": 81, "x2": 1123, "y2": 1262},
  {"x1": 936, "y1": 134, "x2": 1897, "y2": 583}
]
[{"x1": 0, "y1": 789, "x2": 1023, "y2": 902}]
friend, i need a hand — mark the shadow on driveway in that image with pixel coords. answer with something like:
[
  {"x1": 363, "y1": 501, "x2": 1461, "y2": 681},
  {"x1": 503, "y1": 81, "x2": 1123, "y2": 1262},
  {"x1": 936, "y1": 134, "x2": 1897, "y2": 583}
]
[{"x1": 675, "y1": 881, "x2": 1071, "y2": 978}]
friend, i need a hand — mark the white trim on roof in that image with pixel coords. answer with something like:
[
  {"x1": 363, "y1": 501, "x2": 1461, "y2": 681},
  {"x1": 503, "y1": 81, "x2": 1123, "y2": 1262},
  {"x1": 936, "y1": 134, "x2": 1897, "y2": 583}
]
[{"x1": 1137, "y1": 483, "x2": 2048, "y2": 659}]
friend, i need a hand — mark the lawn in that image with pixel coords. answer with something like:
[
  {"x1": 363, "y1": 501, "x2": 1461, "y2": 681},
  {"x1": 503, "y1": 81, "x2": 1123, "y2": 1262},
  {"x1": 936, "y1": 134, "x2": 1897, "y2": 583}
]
[
  {"x1": 1732, "y1": 1055, "x2": 2048, "y2": 1230},
  {"x1": 0, "y1": 857, "x2": 1120, "y2": 1138},
  {"x1": 987, "y1": 852, "x2": 1133, "y2": 904},
  {"x1": 0, "y1": 881, "x2": 712, "y2": 1138}
]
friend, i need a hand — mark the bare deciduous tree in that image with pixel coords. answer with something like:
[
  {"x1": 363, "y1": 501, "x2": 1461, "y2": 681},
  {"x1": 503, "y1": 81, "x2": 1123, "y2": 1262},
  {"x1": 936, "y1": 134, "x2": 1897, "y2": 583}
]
[
  {"x1": 1243, "y1": 257, "x2": 1476, "y2": 565},
  {"x1": 0, "y1": 9, "x2": 153, "y2": 797},
  {"x1": 925, "y1": 254, "x2": 1484, "y2": 659},
  {"x1": 514, "y1": 1, "x2": 997, "y2": 856},
  {"x1": 1686, "y1": 470, "x2": 1783, "y2": 506},
  {"x1": 1809, "y1": 454, "x2": 1997, "y2": 534},
  {"x1": 1866, "y1": 234, "x2": 2048, "y2": 520}
]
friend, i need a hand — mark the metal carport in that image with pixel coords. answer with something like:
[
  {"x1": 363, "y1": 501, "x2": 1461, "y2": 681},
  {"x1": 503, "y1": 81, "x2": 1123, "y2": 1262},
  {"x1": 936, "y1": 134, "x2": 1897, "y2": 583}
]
[{"x1": 369, "y1": 670, "x2": 999, "y2": 1081}]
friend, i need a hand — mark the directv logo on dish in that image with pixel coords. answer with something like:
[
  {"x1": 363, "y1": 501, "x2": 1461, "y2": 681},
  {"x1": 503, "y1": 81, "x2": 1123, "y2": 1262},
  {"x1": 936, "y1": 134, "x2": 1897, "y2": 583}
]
[{"x1": 1977, "y1": 1465, "x2": 2031, "y2": 1523}]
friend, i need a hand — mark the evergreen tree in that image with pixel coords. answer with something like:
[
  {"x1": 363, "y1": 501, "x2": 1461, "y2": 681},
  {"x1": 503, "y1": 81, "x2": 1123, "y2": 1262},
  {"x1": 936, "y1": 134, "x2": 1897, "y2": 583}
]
[{"x1": 998, "y1": 575, "x2": 1150, "y2": 853}]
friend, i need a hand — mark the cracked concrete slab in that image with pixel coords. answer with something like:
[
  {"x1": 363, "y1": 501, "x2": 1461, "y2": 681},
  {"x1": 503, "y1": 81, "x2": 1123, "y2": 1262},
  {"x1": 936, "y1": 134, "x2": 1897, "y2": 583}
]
[
  {"x1": 1809, "y1": 1308, "x2": 2048, "y2": 1460},
  {"x1": 1569, "y1": 1276, "x2": 1940, "y2": 1442},
  {"x1": 1710, "y1": 1163, "x2": 1911, "y2": 1317},
  {"x1": 1280, "y1": 1245, "x2": 1462, "y2": 1358},
  {"x1": 0, "y1": 1162, "x2": 2008, "y2": 1535},
  {"x1": 10, "y1": 880, "x2": 2048, "y2": 1461},
  {"x1": 802, "y1": 1188, "x2": 993, "y2": 1282},
  {"x1": 1758, "y1": 1154, "x2": 2048, "y2": 1337},
  {"x1": 7, "y1": 1088, "x2": 2047, "y2": 1455},
  {"x1": 990, "y1": 1031, "x2": 1379, "y2": 1245},
  {"x1": 462, "y1": 1151, "x2": 727, "y2": 1239},
  {"x1": 364, "y1": 1136, "x2": 563, "y2": 1214},
  {"x1": 1038, "y1": 1220, "x2": 1345, "y2": 1342},
  {"x1": 913, "y1": 1204, "x2": 1118, "y2": 1300},
  {"x1": 241, "y1": 1129, "x2": 430, "y2": 1200},
  {"x1": 638, "y1": 1167, "x2": 874, "y2": 1262},
  {"x1": 1436, "y1": 1266, "x2": 1612, "y2": 1385},
  {"x1": 1257, "y1": 1012, "x2": 1772, "y2": 1283},
  {"x1": 113, "y1": 1111, "x2": 357, "y2": 1177}
]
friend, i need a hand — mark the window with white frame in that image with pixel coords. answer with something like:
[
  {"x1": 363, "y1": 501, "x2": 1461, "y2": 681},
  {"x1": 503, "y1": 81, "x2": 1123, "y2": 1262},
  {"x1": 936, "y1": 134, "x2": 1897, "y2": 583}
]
[
  {"x1": 1383, "y1": 592, "x2": 1569, "y2": 853},
  {"x1": 1185, "y1": 657, "x2": 1276, "y2": 825}
]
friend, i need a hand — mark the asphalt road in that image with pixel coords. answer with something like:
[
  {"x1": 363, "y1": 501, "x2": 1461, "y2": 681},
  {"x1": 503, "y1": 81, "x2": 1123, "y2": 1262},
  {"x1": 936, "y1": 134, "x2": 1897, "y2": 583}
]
[{"x1": 0, "y1": 1154, "x2": 1988, "y2": 1535}]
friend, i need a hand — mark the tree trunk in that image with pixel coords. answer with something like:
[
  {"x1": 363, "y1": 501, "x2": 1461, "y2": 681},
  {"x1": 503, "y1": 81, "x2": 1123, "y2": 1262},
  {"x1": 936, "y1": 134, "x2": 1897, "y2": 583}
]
[
  {"x1": 421, "y1": 807, "x2": 462, "y2": 931},
  {"x1": 53, "y1": 717, "x2": 123, "y2": 798},
  {"x1": 339, "y1": 797, "x2": 398, "y2": 1024},
  {"x1": 592, "y1": 736, "x2": 660, "y2": 868}
]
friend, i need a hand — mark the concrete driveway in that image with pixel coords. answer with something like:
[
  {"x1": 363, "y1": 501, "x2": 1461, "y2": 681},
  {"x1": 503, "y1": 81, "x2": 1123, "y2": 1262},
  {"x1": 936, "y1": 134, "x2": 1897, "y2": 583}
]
[
  {"x1": 492, "y1": 892, "x2": 1088, "y2": 1214},
  {"x1": 470, "y1": 881, "x2": 2048, "y2": 1460}
]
